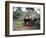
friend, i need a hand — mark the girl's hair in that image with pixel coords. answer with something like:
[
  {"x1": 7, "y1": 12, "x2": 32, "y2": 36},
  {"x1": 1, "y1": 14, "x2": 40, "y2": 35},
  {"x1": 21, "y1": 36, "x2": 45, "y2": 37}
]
[{"x1": 26, "y1": 8, "x2": 34, "y2": 11}]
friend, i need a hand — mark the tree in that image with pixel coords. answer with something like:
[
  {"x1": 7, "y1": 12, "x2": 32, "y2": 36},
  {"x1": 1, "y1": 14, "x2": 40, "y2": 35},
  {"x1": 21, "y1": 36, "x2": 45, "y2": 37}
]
[{"x1": 13, "y1": 7, "x2": 24, "y2": 19}]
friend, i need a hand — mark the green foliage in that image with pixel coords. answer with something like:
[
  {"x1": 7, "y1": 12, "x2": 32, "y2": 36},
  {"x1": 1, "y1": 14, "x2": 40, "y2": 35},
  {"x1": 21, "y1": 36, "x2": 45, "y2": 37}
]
[
  {"x1": 32, "y1": 14, "x2": 40, "y2": 29},
  {"x1": 13, "y1": 7, "x2": 24, "y2": 19}
]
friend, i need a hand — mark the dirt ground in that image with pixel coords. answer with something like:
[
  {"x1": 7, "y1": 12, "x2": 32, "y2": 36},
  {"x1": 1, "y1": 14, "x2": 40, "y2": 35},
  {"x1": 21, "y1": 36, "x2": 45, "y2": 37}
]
[{"x1": 13, "y1": 22, "x2": 39, "y2": 31}]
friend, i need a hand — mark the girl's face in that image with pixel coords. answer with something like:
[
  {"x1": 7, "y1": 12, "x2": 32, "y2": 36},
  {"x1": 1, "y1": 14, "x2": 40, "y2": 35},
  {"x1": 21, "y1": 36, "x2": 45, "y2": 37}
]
[{"x1": 27, "y1": 9, "x2": 33, "y2": 13}]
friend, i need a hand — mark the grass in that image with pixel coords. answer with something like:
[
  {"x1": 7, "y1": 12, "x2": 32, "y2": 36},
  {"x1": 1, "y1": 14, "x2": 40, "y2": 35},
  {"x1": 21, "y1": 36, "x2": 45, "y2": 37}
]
[{"x1": 13, "y1": 19, "x2": 24, "y2": 26}]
